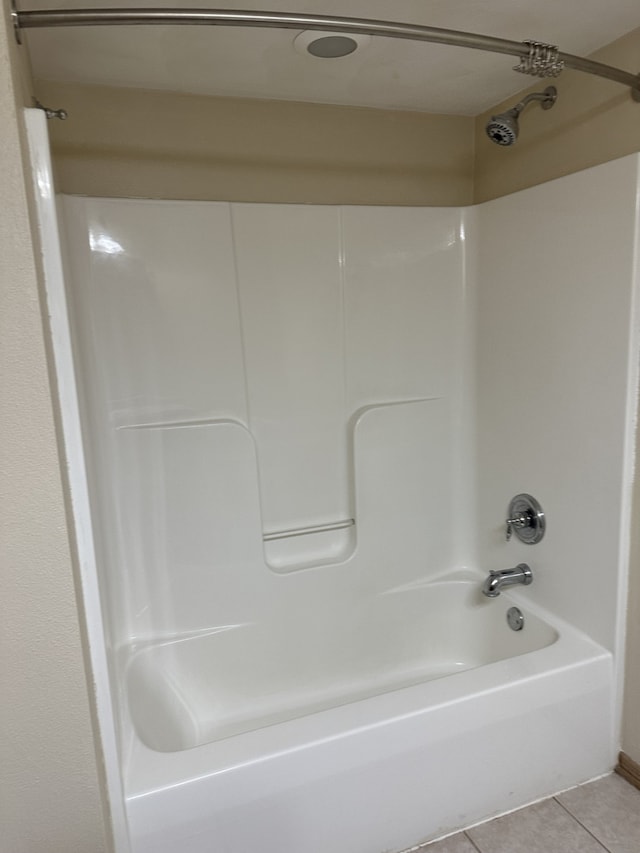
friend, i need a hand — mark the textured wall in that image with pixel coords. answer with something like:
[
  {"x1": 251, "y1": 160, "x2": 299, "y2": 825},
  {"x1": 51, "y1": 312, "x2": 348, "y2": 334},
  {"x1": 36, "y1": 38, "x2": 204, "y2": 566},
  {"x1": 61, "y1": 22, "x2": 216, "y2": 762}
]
[
  {"x1": 0, "y1": 3, "x2": 109, "y2": 852},
  {"x1": 34, "y1": 79, "x2": 474, "y2": 206}
]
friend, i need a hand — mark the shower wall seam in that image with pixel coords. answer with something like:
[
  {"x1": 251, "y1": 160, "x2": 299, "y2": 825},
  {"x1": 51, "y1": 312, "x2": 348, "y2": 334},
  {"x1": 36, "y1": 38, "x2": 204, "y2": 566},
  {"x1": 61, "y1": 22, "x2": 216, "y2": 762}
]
[{"x1": 228, "y1": 203, "x2": 254, "y2": 435}]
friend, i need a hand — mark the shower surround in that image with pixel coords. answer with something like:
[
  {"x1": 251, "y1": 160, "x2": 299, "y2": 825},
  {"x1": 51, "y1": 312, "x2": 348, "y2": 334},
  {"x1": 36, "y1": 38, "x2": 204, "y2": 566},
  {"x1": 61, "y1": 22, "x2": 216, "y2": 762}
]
[{"x1": 32, "y1": 107, "x2": 640, "y2": 853}]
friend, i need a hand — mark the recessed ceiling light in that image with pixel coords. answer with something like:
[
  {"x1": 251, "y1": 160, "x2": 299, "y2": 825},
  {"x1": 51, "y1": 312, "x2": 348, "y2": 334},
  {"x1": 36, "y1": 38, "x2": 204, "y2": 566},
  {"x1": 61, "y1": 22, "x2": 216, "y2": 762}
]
[
  {"x1": 294, "y1": 30, "x2": 371, "y2": 59},
  {"x1": 307, "y1": 35, "x2": 357, "y2": 57}
]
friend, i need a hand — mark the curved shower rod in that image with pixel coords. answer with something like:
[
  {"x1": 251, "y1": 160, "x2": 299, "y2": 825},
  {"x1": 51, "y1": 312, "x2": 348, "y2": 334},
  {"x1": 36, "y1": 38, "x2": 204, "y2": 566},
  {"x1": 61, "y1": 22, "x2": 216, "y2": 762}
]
[{"x1": 12, "y1": 3, "x2": 640, "y2": 101}]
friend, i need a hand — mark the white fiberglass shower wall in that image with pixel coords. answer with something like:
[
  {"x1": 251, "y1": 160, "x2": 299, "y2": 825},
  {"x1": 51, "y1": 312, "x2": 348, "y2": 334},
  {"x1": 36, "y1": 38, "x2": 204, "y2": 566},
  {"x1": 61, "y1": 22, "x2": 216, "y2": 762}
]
[
  {"x1": 30, "y1": 100, "x2": 639, "y2": 852},
  {"x1": 61, "y1": 198, "x2": 474, "y2": 745}
]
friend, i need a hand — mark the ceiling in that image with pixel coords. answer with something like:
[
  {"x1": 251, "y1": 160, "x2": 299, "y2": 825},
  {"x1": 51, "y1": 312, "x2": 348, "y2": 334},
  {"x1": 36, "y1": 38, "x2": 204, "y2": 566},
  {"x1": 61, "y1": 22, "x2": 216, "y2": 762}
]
[{"x1": 20, "y1": 0, "x2": 640, "y2": 115}]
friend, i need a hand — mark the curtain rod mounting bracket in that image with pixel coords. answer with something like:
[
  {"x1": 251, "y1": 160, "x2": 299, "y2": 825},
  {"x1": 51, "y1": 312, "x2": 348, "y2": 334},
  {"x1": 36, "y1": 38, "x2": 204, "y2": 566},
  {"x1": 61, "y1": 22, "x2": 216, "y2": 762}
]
[{"x1": 34, "y1": 98, "x2": 68, "y2": 120}]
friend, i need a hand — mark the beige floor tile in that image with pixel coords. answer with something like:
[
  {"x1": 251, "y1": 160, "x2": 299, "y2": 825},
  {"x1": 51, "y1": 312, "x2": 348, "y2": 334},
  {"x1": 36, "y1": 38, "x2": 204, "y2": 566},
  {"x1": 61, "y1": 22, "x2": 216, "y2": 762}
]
[
  {"x1": 419, "y1": 832, "x2": 479, "y2": 853},
  {"x1": 557, "y1": 773, "x2": 640, "y2": 853},
  {"x1": 466, "y1": 798, "x2": 607, "y2": 853}
]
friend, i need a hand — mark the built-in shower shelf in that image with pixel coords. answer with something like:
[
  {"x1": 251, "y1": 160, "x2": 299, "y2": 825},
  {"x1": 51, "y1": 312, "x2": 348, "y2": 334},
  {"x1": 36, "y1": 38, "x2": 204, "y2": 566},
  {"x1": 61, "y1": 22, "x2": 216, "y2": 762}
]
[{"x1": 263, "y1": 518, "x2": 355, "y2": 542}]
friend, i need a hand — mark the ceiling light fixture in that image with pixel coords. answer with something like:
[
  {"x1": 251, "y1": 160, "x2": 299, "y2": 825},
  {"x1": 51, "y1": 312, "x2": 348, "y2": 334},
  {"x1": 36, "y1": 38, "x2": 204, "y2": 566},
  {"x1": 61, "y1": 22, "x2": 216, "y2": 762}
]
[{"x1": 293, "y1": 30, "x2": 371, "y2": 59}]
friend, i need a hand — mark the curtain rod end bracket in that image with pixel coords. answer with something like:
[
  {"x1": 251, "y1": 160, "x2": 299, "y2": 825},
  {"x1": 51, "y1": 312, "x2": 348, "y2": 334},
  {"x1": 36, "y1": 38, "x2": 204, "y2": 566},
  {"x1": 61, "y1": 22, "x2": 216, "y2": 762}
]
[{"x1": 34, "y1": 99, "x2": 68, "y2": 120}]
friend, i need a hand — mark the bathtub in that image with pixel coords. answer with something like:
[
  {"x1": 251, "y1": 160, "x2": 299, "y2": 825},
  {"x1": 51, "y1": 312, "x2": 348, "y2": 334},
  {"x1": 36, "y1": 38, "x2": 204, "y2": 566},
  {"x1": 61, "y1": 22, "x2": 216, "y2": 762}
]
[{"x1": 123, "y1": 574, "x2": 614, "y2": 853}]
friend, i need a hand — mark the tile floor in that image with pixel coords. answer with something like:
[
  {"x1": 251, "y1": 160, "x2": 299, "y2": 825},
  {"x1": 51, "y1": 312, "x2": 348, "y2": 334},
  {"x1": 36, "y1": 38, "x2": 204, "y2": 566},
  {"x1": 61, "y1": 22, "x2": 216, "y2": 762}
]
[{"x1": 418, "y1": 773, "x2": 640, "y2": 853}]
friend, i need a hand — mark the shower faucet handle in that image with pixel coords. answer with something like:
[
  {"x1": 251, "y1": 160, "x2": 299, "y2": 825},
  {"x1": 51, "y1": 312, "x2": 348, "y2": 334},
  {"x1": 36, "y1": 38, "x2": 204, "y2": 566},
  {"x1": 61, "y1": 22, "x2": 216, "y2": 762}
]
[
  {"x1": 505, "y1": 513, "x2": 529, "y2": 541},
  {"x1": 505, "y1": 494, "x2": 546, "y2": 544}
]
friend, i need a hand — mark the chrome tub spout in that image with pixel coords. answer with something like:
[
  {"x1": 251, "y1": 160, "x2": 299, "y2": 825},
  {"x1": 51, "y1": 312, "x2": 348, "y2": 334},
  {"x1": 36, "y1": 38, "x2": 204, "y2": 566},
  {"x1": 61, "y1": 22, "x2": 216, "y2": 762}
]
[{"x1": 482, "y1": 563, "x2": 533, "y2": 598}]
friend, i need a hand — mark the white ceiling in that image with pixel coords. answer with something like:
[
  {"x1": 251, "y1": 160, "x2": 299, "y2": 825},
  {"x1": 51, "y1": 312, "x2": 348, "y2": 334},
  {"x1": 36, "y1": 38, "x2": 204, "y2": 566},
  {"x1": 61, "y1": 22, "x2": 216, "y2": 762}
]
[{"x1": 21, "y1": 0, "x2": 640, "y2": 115}]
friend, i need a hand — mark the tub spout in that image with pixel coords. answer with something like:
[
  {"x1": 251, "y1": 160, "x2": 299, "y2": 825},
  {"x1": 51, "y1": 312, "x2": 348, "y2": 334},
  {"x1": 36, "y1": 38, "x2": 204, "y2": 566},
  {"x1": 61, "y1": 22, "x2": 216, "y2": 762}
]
[{"x1": 482, "y1": 563, "x2": 533, "y2": 598}]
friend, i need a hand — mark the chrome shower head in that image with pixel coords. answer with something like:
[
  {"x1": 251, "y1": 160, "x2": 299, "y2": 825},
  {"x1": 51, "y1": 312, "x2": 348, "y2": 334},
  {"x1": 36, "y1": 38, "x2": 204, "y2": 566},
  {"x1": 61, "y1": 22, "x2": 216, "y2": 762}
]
[
  {"x1": 486, "y1": 111, "x2": 519, "y2": 146},
  {"x1": 485, "y1": 85, "x2": 557, "y2": 147}
]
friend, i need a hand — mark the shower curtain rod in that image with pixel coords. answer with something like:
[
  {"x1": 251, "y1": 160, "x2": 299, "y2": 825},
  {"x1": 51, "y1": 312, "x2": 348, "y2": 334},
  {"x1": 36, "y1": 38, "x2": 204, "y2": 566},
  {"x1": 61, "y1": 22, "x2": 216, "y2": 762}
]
[{"x1": 12, "y1": 4, "x2": 640, "y2": 101}]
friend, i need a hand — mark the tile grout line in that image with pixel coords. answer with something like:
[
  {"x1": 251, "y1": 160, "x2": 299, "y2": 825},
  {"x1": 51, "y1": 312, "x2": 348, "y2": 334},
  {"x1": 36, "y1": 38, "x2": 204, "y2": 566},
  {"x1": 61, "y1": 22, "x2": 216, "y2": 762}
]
[
  {"x1": 553, "y1": 796, "x2": 613, "y2": 853},
  {"x1": 397, "y1": 830, "x2": 482, "y2": 853},
  {"x1": 463, "y1": 830, "x2": 485, "y2": 853},
  {"x1": 408, "y1": 780, "x2": 626, "y2": 853}
]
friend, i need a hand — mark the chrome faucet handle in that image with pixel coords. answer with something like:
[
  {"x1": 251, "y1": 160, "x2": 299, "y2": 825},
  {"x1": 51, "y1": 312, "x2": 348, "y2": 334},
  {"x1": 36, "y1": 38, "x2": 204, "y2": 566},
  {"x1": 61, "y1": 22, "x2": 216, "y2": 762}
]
[
  {"x1": 505, "y1": 513, "x2": 529, "y2": 541},
  {"x1": 505, "y1": 494, "x2": 546, "y2": 544}
]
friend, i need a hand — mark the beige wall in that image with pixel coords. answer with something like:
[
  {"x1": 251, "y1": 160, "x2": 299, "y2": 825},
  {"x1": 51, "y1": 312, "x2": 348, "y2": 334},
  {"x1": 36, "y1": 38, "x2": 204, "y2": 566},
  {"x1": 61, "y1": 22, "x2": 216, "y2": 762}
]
[
  {"x1": 474, "y1": 26, "x2": 640, "y2": 202},
  {"x1": 0, "y1": 2, "x2": 109, "y2": 852},
  {"x1": 34, "y1": 78, "x2": 474, "y2": 206},
  {"x1": 34, "y1": 27, "x2": 640, "y2": 209}
]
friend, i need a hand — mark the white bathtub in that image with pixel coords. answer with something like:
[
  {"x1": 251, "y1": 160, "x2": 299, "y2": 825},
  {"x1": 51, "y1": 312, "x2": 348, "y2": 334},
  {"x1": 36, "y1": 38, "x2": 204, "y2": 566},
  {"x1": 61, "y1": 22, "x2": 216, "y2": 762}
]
[{"x1": 123, "y1": 575, "x2": 614, "y2": 853}]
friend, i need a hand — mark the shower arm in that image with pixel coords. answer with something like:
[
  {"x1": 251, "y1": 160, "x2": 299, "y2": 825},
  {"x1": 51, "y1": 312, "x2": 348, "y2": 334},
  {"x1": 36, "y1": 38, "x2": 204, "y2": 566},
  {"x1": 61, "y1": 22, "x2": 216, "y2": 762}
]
[
  {"x1": 11, "y1": 4, "x2": 640, "y2": 102},
  {"x1": 508, "y1": 88, "x2": 557, "y2": 117}
]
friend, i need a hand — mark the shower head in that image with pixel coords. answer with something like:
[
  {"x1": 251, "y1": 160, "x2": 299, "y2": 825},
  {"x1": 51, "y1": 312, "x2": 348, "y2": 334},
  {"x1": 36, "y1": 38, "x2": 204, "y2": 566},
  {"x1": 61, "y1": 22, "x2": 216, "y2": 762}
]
[
  {"x1": 486, "y1": 110, "x2": 519, "y2": 146},
  {"x1": 486, "y1": 85, "x2": 557, "y2": 147}
]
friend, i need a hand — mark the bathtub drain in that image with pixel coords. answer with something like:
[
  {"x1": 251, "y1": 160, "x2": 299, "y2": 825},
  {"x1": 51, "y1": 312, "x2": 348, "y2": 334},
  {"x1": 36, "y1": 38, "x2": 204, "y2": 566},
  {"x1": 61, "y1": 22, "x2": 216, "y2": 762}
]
[{"x1": 507, "y1": 606, "x2": 525, "y2": 631}]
